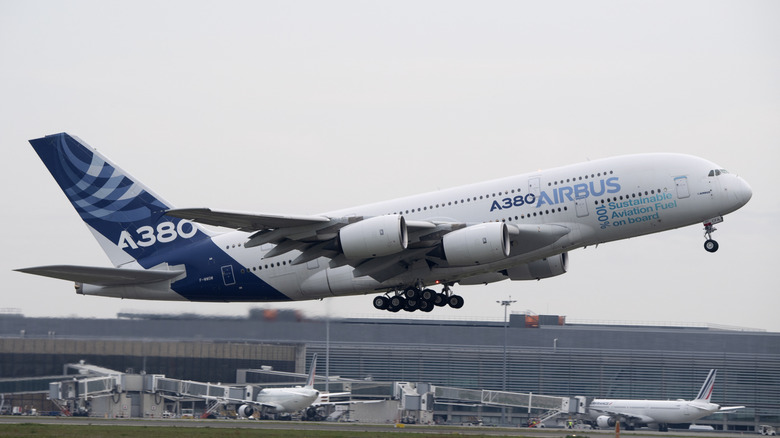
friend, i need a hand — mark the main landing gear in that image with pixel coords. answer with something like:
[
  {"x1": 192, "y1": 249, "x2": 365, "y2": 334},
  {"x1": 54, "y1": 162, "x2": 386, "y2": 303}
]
[
  {"x1": 703, "y1": 221, "x2": 719, "y2": 253},
  {"x1": 372, "y1": 285, "x2": 464, "y2": 313}
]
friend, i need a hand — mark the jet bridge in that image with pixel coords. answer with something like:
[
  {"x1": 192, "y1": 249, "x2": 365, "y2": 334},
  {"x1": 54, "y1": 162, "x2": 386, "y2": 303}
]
[
  {"x1": 49, "y1": 364, "x2": 245, "y2": 418},
  {"x1": 432, "y1": 385, "x2": 586, "y2": 425},
  {"x1": 152, "y1": 376, "x2": 243, "y2": 401}
]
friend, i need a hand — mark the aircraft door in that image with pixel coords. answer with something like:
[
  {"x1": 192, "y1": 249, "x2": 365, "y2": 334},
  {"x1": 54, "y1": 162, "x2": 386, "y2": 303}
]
[
  {"x1": 675, "y1": 176, "x2": 690, "y2": 199},
  {"x1": 221, "y1": 265, "x2": 236, "y2": 286},
  {"x1": 575, "y1": 196, "x2": 589, "y2": 217}
]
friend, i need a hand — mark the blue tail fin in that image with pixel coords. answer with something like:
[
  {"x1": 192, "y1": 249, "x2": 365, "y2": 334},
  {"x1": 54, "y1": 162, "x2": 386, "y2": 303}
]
[{"x1": 29, "y1": 133, "x2": 208, "y2": 267}]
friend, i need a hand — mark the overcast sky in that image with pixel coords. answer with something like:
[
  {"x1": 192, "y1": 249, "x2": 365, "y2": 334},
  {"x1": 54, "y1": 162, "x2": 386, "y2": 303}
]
[{"x1": 1, "y1": 1, "x2": 778, "y2": 331}]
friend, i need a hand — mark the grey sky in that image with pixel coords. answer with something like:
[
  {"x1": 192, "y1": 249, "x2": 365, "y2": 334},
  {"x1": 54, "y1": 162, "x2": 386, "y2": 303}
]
[{"x1": 2, "y1": 1, "x2": 778, "y2": 330}]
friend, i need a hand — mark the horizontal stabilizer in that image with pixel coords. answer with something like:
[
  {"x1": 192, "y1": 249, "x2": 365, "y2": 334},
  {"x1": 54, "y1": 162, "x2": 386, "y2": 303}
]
[
  {"x1": 15, "y1": 265, "x2": 184, "y2": 286},
  {"x1": 166, "y1": 208, "x2": 330, "y2": 231},
  {"x1": 719, "y1": 406, "x2": 746, "y2": 412}
]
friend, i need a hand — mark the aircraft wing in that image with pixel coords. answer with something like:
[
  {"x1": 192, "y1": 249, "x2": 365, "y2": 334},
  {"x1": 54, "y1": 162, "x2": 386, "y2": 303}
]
[
  {"x1": 591, "y1": 408, "x2": 654, "y2": 424},
  {"x1": 207, "y1": 395, "x2": 285, "y2": 412},
  {"x1": 167, "y1": 208, "x2": 452, "y2": 274},
  {"x1": 14, "y1": 265, "x2": 184, "y2": 286},
  {"x1": 166, "y1": 208, "x2": 331, "y2": 231},
  {"x1": 167, "y1": 208, "x2": 570, "y2": 282},
  {"x1": 313, "y1": 391, "x2": 352, "y2": 405},
  {"x1": 254, "y1": 401, "x2": 285, "y2": 411}
]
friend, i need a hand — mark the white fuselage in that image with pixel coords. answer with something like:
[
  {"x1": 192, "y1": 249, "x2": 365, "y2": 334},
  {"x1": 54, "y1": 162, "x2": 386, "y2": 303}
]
[
  {"x1": 256, "y1": 387, "x2": 319, "y2": 413},
  {"x1": 589, "y1": 398, "x2": 720, "y2": 425},
  {"x1": 209, "y1": 153, "x2": 751, "y2": 300}
]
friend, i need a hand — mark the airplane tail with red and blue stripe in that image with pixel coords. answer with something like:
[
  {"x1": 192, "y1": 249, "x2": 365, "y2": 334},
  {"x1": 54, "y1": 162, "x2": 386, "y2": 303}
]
[{"x1": 694, "y1": 369, "x2": 717, "y2": 402}]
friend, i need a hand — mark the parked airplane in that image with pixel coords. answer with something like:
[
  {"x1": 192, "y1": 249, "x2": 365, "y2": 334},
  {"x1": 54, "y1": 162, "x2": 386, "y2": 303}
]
[
  {"x1": 17, "y1": 133, "x2": 752, "y2": 312},
  {"x1": 234, "y1": 353, "x2": 321, "y2": 418},
  {"x1": 589, "y1": 369, "x2": 744, "y2": 431}
]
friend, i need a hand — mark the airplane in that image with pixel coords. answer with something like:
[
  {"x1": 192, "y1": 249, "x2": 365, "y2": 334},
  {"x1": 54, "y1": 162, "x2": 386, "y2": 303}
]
[
  {"x1": 16, "y1": 133, "x2": 752, "y2": 312},
  {"x1": 233, "y1": 353, "x2": 321, "y2": 418},
  {"x1": 588, "y1": 369, "x2": 745, "y2": 432}
]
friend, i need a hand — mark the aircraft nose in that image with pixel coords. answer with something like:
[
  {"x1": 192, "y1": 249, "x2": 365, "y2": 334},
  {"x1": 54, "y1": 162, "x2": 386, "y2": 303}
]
[{"x1": 733, "y1": 177, "x2": 753, "y2": 207}]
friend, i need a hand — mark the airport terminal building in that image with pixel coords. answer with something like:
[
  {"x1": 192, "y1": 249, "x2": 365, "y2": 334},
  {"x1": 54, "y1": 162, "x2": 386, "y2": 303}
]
[{"x1": 0, "y1": 309, "x2": 778, "y2": 430}]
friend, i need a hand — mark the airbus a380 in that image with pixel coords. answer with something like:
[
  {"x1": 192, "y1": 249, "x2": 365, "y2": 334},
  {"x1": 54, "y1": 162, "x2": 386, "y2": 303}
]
[
  {"x1": 589, "y1": 369, "x2": 744, "y2": 431},
  {"x1": 17, "y1": 133, "x2": 752, "y2": 312}
]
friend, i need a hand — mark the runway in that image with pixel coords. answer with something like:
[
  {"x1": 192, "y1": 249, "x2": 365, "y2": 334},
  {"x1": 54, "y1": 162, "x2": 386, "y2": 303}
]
[{"x1": 0, "y1": 416, "x2": 739, "y2": 437}]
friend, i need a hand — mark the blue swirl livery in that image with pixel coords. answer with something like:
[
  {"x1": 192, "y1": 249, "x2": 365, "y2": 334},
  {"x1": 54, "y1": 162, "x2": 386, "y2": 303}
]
[{"x1": 29, "y1": 133, "x2": 207, "y2": 266}]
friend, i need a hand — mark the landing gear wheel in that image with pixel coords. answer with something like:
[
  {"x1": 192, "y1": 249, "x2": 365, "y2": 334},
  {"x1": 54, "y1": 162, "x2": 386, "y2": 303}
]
[
  {"x1": 420, "y1": 288, "x2": 436, "y2": 301},
  {"x1": 405, "y1": 298, "x2": 420, "y2": 311},
  {"x1": 447, "y1": 295, "x2": 464, "y2": 309},
  {"x1": 404, "y1": 287, "x2": 420, "y2": 300},
  {"x1": 373, "y1": 296, "x2": 389, "y2": 310},
  {"x1": 388, "y1": 296, "x2": 405, "y2": 312},
  {"x1": 703, "y1": 221, "x2": 721, "y2": 253},
  {"x1": 419, "y1": 300, "x2": 433, "y2": 312},
  {"x1": 434, "y1": 293, "x2": 447, "y2": 307}
]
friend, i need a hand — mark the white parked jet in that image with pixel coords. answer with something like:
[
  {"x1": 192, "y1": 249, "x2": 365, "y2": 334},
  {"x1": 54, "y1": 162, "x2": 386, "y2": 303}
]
[
  {"x1": 17, "y1": 133, "x2": 752, "y2": 312},
  {"x1": 235, "y1": 354, "x2": 321, "y2": 418},
  {"x1": 589, "y1": 369, "x2": 744, "y2": 431}
]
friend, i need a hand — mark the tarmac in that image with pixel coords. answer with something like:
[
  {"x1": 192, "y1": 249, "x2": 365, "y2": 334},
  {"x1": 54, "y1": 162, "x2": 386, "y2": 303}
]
[{"x1": 0, "y1": 415, "x2": 745, "y2": 437}]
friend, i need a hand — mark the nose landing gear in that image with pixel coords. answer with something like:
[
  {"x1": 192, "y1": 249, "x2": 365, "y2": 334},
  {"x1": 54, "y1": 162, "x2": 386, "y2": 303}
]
[{"x1": 703, "y1": 218, "x2": 722, "y2": 253}]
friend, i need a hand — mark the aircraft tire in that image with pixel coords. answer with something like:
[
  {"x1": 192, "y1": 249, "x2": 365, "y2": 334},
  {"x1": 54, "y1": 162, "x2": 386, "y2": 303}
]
[
  {"x1": 373, "y1": 296, "x2": 389, "y2": 310},
  {"x1": 448, "y1": 295, "x2": 464, "y2": 309},
  {"x1": 389, "y1": 296, "x2": 405, "y2": 312},
  {"x1": 419, "y1": 299, "x2": 433, "y2": 312},
  {"x1": 404, "y1": 287, "x2": 419, "y2": 299},
  {"x1": 704, "y1": 239, "x2": 719, "y2": 252},
  {"x1": 434, "y1": 293, "x2": 447, "y2": 307},
  {"x1": 421, "y1": 288, "x2": 435, "y2": 301}
]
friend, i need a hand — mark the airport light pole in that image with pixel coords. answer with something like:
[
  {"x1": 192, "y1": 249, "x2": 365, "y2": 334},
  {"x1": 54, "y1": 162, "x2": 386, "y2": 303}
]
[
  {"x1": 497, "y1": 297, "x2": 516, "y2": 425},
  {"x1": 325, "y1": 315, "x2": 330, "y2": 394}
]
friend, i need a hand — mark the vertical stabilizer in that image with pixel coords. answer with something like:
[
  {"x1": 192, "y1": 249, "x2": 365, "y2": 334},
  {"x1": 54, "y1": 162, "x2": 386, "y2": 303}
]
[
  {"x1": 28, "y1": 133, "x2": 209, "y2": 267},
  {"x1": 694, "y1": 369, "x2": 717, "y2": 402},
  {"x1": 305, "y1": 353, "x2": 318, "y2": 389}
]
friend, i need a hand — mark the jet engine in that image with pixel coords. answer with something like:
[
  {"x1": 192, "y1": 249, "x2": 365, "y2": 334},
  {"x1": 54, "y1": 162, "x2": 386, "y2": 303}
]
[
  {"x1": 596, "y1": 415, "x2": 617, "y2": 428},
  {"x1": 238, "y1": 404, "x2": 255, "y2": 418},
  {"x1": 339, "y1": 215, "x2": 408, "y2": 259},
  {"x1": 505, "y1": 253, "x2": 568, "y2": 280},
  {"x1": 441, "y1": 222, "x2": 510, "y2": 266}
]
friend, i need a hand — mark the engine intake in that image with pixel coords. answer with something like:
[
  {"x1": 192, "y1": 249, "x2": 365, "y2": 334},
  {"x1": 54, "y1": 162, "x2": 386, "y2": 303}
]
[
  {"x1": 442, "y1": 222, "x2": 510, "y2": 266},
  {"x1": 596, "y1": 415, "x2": 617, "y2": 428},
  {"x1": 339, "y1": 215, "x2": 408, "y2": 259},
  {"x1": 238, "y1": 404, "x2": 255, "y2": 418}
]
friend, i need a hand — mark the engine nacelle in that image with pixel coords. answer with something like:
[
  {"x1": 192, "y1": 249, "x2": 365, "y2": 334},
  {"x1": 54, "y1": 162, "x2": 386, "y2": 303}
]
[
  {"x1": 339, "y1": 215, "x2": 408, "y2": 259},
  {"x1": 505, "y1": 253, "x2": 568, "y2": 280},
  {"x1": 238, "y1": 404, "x2": 255, "y2": 418},
  {"x1": 442, "y1": 222, "x2": 510, "y2": 266},
  {"x1": 596, "y1": 415, "x2": 617, "y2": 428}
]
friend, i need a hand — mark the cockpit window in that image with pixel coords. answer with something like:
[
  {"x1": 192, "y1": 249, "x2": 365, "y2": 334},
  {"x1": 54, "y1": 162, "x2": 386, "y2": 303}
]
[{"x1": 708, "y1": 169, "x2": 730, "y2": 177}]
